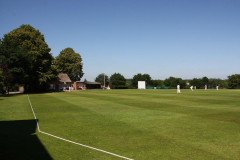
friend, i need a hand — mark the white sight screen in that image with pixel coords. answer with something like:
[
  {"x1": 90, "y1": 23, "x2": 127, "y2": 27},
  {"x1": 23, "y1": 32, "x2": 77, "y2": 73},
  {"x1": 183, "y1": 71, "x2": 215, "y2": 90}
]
[{"x1": 138, "y1": 81, "x2": 146, "y2": 89}]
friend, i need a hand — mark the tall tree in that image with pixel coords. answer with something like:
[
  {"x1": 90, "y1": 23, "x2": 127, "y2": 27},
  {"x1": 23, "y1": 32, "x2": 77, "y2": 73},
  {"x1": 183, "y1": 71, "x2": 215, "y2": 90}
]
[
  {"x1": 95, "y1": 73, "x2": 109, "y2": 83},
  {"x1": 131, "y1": 73, "x2": 152, "y2": 87},
  {"x1": 0, "y1": 24, "x2": 57, "y2": 87},
  {"x1": 54, "y1": 48, "x2": 84, "y2": 81},
  {"x1": 110, "y1": 73, "x2": 126, "y2": 87}
]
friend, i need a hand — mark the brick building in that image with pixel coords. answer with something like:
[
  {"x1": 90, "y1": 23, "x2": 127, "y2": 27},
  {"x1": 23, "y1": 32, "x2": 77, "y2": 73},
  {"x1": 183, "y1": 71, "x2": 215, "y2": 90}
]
[{"x1": 48, "y1": 73, "x2": 101, "y2": 91}]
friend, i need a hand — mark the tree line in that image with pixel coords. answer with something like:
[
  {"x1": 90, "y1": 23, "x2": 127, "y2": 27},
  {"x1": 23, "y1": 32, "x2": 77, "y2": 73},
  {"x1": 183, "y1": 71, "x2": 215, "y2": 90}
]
[
  {"x1": 0, "y1": 24, "x2": 84, "y2": 93},
  {"x1": 95, "y1": 73, "x2": 239, "y2": 89}
]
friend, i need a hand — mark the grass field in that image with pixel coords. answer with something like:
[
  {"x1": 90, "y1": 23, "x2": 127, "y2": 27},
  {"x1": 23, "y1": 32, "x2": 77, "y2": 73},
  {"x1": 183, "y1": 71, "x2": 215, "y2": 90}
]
[{"x1": 1, "y1": 89, "x2": 240, "y2": 160}]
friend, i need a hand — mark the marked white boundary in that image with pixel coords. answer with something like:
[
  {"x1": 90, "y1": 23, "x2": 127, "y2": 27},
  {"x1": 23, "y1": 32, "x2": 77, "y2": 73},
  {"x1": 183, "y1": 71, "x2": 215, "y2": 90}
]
[{"x1": 27, "y1": 94, "x2": 133, "y2": 160}]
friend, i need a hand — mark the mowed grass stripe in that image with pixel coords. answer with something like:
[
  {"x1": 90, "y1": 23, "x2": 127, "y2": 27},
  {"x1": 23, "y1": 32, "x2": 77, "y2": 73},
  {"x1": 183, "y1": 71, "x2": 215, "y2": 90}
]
[
  {"x1": 72, "y1": 89, "x2": 239, "y2": 110},
  {"x1": 0, "y1": 94, "x2": 33, "y2": 121},
  {"x1": 28, "y1": 90, "x2": 240, "y2": 159},
  {"x1": 54, "y1": 90, "x2": 240, "y2": 119}
]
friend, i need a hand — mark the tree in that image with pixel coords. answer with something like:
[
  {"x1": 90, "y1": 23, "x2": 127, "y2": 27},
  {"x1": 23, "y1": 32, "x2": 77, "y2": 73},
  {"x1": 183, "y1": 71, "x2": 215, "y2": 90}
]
[
  {"x1": 152, "y1": 80, "x2": 163, "y2": 87},
  {"x1": 164, "y1": 77, "x2": 176, "y2": 87},
  {"x1": 110, "y1": 73, "x2": 126, "y2": 88},
  {"x1": 221, "y1": 79, "x2": 228, "y2": 89},
  {"x1": 175, "y1": 78, "x2": 186, "y2": 88},
  {"x1": 131, "y1": 73, "x2": 152, "y2": 87},
  {"x1": 228, "y1": 74, "x2": 239, "y2": 89},
  {"x1": 0, "y1": 69, "x2": 5, "y2": 92},
  {"x1": 0, "y1": 24, "x2": 57, "y2": 88},
  {"x1": 163, "y1": 77, "x2": 186, "y2": 88},
  {"x1": 95, "y1": 73, "x2": 109, "y2": 83},
  {"x1": 170, "y1": 77, "x2": 179, "y2": 87},
  {"x1": 163, "y1": 78, "x2": 171, "y2": 87},
  {"x1": 142, "y1": 74, "x2": 152, "y2": 86},
  {"x1": 131, "y1": 73, "x2": 142, "y2": 88},
  {"x1": 190, "y1": 78, "x2": 202, "y2": 89},
  {"x1": 202, "y1": 76, "x2": 209, "y2": 86},
  {"x1": 54, "y1": 48, "x2": 84, "y2": 81},
  {"x1": 0, "y1": 64, "x2": 13, "y2": 93}
]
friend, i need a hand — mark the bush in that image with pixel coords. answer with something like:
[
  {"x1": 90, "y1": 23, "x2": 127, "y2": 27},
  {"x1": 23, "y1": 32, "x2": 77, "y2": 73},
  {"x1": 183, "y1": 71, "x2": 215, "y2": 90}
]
[{"x1": 126, "y1": 83, "x2": 136, "y2": 89}]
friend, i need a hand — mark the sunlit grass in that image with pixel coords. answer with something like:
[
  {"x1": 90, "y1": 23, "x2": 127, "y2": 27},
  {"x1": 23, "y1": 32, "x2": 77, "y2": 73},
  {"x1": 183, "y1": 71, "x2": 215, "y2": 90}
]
[{"x1": 1, "y1": 89, "x2": 240, "y2": 159}]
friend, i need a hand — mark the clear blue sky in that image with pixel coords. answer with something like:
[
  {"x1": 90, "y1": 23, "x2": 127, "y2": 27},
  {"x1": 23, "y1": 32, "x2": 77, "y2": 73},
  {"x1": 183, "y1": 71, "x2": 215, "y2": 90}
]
[{"x1": 1, "y1": 0, "x2": 239, "y2": 81}]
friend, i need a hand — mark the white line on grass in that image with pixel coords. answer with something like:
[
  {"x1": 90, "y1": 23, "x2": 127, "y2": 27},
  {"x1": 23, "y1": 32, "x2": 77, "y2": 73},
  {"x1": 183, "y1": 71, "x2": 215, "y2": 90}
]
[{"x1": 27, "y1": 94, "x2": 133, "y2": 160}]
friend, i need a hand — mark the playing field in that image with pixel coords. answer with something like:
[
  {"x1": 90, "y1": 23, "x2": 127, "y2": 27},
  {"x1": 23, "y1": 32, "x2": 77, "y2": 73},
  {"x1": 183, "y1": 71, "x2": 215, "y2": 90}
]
[{"x1": 1, "y1": 89, "x2": 240, "y2": 159}]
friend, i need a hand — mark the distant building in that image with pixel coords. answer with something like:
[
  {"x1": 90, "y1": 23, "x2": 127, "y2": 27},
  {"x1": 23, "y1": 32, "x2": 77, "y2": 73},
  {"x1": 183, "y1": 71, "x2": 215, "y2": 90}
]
[
  {"x1": 48, "y1": 73, "x2": 101, "y2": 91},
  {"x1": 85, "y1": 82, "x2": 102, "y2": 89}
]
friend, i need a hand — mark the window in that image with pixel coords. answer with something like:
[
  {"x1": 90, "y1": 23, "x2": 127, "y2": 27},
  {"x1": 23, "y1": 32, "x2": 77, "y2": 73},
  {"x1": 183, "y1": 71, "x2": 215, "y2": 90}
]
[{"x1": 78, "y1": 84, "x2": 82, "y2": 88}]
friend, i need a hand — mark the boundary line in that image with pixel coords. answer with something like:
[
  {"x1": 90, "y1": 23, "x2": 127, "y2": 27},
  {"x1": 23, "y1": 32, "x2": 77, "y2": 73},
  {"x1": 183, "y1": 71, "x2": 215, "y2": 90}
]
[{"x1": 27, "y1": 94, "x2": 133, "y2": 160}]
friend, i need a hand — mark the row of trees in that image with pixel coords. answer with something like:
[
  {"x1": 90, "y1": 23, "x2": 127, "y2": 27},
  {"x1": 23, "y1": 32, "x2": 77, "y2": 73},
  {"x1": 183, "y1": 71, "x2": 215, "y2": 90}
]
[
  {"x1": 0, "y1": 24, "x2": 84, "y2": 93},
  {"x1": 189, "y1": 77, "x2": 230, "y2": 89},
  {"x1": 94, "y1": 73, "x2": 127, "y2": 89},
  {"x1": 95, "y1": 73, "x2": 238, "y2": 89},
  {"x1": 95, "y1": 73, "x2": 187, "y2": 89}
]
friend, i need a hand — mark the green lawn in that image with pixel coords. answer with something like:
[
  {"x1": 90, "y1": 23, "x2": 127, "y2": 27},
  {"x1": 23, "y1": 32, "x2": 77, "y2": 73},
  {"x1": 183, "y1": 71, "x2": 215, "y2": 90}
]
[{"x1": 1, "y1": 89, "x2": 240, "y2": 159}]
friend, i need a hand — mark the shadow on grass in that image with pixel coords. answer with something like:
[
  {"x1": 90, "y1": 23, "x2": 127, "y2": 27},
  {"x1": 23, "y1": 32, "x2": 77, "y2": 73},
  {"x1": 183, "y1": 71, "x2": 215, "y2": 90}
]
[
  {"x1": 0, "y1": 92, "x2": 50, "y2": 100},
  {"x1": 0, "y1": 93, "x2": 24, "y2": 97},
  {"x1": 0, "y1": 92, "x2": 60, "y2": 99},
  {"x1": 0, "y1": 119, "x2": 53, "y2": 160}
]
